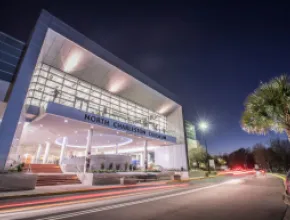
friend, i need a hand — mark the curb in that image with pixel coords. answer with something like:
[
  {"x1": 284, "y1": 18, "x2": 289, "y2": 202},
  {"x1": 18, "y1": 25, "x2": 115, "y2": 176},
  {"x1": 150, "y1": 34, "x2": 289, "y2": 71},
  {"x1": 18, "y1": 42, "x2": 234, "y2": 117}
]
[
  {"x1": 0, "y1": 182, "x2": 167, "y2": 201},
  {"x1": 167, "y1": 175, "x2": 217, "y2": 184},
  {"x1": 270, "y1": 173, "x2": 286, "y2": 181}
]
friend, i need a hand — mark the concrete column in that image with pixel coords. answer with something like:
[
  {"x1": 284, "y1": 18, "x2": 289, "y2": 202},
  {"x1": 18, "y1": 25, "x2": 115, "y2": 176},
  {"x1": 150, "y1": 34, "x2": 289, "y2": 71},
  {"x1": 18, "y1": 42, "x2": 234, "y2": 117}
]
[
  {"x1": 139, "y1": 153, "x2": 143, "y2": 168},
  {"x1": 84, "y1": 129, "x2": 93, "y2": 173},
  {"x1": 59, "y1": 137, "x2": 67, "y2": 165},
  {"x1": 43, "y1": 142, "x2": 51, "y2": 164},
  {"x1": 144, "y1": 140, "x2": 148, "y2": 170},
  {"x1": 34, "y1": 144, "x2": 42, "y2": 163},
  {"x1": 115, "y1": 144, "x2": 118, "y2": 154}
]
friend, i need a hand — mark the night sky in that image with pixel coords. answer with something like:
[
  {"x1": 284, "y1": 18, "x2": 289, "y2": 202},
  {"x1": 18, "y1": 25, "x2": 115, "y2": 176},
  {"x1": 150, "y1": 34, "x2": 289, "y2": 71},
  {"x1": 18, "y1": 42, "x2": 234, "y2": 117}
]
[{"x1": 0, "y1": 1, "x2": 289, "y2": 154}]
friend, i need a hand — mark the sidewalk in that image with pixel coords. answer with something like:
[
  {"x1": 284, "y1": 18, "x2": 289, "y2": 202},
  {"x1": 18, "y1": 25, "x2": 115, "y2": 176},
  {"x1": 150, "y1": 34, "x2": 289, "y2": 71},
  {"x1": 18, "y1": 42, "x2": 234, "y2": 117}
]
[{"x1": 0, "y1": 181, "x2": 168, "y2": 200}]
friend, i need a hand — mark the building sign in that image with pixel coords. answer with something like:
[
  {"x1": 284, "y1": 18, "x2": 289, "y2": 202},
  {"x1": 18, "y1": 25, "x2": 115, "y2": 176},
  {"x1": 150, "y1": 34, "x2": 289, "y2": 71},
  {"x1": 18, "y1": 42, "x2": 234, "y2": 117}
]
[
  {"x1": 84, "y1": 114, "x2": 110, "y2": 126},
  {"x1": 112, "y1": 122, "x2": 146, "y2": 135},
  {"x1": 46, "y1": 103, "x2": 176, "y2": 143}
]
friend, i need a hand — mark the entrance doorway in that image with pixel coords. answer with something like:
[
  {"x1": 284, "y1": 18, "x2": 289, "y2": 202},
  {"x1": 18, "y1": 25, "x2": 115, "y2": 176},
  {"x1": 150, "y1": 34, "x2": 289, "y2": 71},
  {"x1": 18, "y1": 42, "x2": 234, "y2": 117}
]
[{"x1": 75, "y1": 98, "x2": 88, "y2": 112}]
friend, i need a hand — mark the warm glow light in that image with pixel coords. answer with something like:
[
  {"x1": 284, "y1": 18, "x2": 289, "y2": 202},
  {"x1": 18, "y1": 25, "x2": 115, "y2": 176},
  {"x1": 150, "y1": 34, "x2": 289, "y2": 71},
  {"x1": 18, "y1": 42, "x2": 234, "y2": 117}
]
[
  {"x1": 107, "y1": 72, "x2": 129, "y2": 93},
  {"x1": 157, "y1": 104, "x2": 172, "y2": 115},
  {"x1": 63, "y1": 50, "x2": 83, "y2": 72}
]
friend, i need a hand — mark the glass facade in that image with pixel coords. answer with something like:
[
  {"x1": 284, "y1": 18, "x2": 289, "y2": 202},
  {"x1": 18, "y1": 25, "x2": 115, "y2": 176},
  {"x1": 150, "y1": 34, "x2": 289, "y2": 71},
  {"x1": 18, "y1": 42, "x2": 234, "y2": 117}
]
[
  {"x1": 26, "y1": 63, "x2": 168, "y2": 134},
  {"x1": 0, "y1": 32, "x2": 24, "y2": 82}
]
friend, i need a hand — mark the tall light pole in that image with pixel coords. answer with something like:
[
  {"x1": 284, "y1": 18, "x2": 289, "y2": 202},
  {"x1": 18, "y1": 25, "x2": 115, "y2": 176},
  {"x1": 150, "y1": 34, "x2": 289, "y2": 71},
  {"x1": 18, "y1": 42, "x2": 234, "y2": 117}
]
[{"x1": 199, "y1": 121, "x2": 210, "y2": 174}]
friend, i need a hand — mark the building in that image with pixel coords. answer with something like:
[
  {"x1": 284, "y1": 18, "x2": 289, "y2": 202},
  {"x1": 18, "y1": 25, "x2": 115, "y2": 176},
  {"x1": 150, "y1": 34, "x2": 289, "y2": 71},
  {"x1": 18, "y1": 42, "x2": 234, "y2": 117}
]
[
  {"x1": 0, "y1": 10, "x2": 188, "y2": 173},
  {"x1": 0, "y1": 32, "x2": 24, "y2": 102},
  {"x1": 184, "y1": 120, "x2": 198, "y2": 150}
]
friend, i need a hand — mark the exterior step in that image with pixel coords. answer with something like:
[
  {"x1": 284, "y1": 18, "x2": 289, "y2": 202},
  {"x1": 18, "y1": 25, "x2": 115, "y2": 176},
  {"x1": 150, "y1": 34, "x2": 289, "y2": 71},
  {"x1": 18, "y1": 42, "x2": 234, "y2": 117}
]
[
  {"x1": 36, "y1": 174, "x2": 81, "y2": 186},
  {"x1": 23, "y1": 164, "x2": 81, "y2": 186},
  {"x1": 23, "y1": 164, "x2": 62, "y2": 173}
]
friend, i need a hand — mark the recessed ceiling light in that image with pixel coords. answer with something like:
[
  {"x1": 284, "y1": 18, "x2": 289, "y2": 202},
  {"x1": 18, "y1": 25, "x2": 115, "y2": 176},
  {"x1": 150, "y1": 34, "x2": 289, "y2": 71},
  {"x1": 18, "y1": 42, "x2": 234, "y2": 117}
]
[
  {"x1": 74, "y1": 131, "x2": 78, "y2": 134},
  {"x1": 18, "y1": 122, "x2": 21, "y2": 124},
  {"x1": 100, "y1": 134, "x2": 102, "y2": 136},
  {"x1": 57, "y1": 134, "x2": 60, "y2": 136},
  {"x1": 117, "y1": 131, "x2": 119, "y2": 134},
  {"x1": 90, "y1": 125, "x2": 94, "y2": 129},
  {"x1": 40, "y1": 124, "x2": 43, "y2": 127},
  {"x1": 48, "y1": 137, "x2": 50, "y2": 140},
  {"x1": 64, "y1": 119, "x2": 68, "y2": 123}
]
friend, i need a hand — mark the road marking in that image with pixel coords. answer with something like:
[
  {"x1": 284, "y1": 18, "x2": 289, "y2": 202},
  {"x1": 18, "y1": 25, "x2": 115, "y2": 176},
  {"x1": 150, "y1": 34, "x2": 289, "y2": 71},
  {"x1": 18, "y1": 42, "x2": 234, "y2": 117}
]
[
  {"x1": 34, "y1": 181, "x2": 233, "y2": 220},
  {"x1": 0, "y1": 185, "x2": 184, "y2": 214},
  {"x1": 0, "y1": 184, "x2": 187, "y2": 210},
  {"x1": 270, "y1": 173, "x2": 286, "y2": 181}
]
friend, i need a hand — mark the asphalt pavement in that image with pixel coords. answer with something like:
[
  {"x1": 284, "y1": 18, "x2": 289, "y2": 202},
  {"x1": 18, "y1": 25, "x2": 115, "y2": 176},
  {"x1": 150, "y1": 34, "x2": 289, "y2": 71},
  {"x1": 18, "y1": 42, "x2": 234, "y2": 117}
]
[{"x1": 1, "y1": 175, "x2": 287, "y2": 220}]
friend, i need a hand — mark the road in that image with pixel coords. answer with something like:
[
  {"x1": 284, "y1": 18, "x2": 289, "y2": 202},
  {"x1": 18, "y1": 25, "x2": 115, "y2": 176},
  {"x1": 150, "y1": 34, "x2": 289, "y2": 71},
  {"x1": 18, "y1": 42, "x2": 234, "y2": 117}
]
[{"x1": 0, "y1": 175, "x2": 287, "y2": 220}]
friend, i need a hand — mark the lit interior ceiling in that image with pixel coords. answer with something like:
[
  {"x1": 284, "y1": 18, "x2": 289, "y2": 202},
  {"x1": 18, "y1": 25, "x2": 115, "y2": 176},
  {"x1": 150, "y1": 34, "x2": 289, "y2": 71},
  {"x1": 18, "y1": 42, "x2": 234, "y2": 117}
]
[
  {"x1": 38, "y1": 29, "x2": 179, "y2": 116},
  {"x1": 55, "y1": 132, "x2": 133, "y2": 149},
  {"x1": 18, "y1": 114, "x2": 172, "y2": 152}
]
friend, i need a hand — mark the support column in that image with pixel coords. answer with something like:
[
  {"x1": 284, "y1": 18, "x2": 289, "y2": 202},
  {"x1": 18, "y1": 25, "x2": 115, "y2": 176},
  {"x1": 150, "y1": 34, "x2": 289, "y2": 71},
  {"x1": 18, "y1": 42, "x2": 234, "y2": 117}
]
[
  {"x1": 115, "y1": 144, "x2": 118, "y2": 155},
  {"x1": 43, "y1": 142, "x2": 51, "y2": 164},
  {"x1": 84, "y1": 129, "x2": 93, "y2": 173},
  {"x1": 59, "y1": 137, "x2": 67, "y2": 165},
  {"x1": 34, "y1": 144, "x2": 42, "y2": 163},
  {"x1": 144, "y1": 140, "x2": 148, "y2": 170},
  {"x1": 139, "y1": 153, "x2": 143, "y2": 169}
]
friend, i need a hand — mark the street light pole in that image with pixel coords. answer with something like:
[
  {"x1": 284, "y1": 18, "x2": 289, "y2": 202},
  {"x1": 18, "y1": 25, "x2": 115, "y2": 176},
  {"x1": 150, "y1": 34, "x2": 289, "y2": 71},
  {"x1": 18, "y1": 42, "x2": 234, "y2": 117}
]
[
  {"x1": 198, "y1": 121, "x2": 210, "y2": 174},
  {"x1": 203, "y1": 137, "x2": 210, "y2": 174}
]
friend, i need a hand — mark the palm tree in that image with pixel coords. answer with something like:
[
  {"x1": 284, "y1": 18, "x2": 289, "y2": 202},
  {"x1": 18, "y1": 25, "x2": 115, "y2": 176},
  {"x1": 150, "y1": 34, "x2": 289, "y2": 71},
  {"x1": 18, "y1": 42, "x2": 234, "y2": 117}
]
[{"x1": 241, "y1": 74, "x2": 290, "y2": 139}]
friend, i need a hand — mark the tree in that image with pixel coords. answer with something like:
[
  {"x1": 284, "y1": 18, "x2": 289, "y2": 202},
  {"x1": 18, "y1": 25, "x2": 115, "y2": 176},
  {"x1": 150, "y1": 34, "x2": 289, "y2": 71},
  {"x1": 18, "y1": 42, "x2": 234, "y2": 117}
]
[
  {"x1": 252, "y1": 143, "x2": 268, "y2": 169},
  {"x1": 241, "y1": 75, "x2": 290, "y2": 139},
  {"x1": 188, "y1": 143, "x2": 207, "y2": 169},
  {"x1": 269, "y1": 138, "x2": 290, "y2": 171},
  {"x1": 228, "y1": 148, "x2": 247, "y2": 168}
]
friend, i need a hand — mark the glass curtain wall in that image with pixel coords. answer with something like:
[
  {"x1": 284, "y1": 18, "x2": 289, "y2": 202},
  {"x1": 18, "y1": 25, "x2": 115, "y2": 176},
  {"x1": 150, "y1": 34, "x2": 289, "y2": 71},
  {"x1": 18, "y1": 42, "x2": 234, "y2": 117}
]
[{"x1": 25, "y1": 63, "x2": 168, "y2": 134}]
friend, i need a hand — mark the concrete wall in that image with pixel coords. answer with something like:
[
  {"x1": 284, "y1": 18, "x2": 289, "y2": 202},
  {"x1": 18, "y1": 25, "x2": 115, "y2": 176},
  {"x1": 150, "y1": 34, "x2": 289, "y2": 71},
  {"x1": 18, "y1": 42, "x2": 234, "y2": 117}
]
[
  {"x1": 155, "y1": 145, "x2": 188, "y2": 170},
  {"x1": 0, "y1": 173, "x2": 37, "y2": 190},
  {"x1": 167, "y1": 106, "x2": 185, "y2": 144},
  {"x1": 162, "y1": 106, "x2": 188, "y2": 170}
]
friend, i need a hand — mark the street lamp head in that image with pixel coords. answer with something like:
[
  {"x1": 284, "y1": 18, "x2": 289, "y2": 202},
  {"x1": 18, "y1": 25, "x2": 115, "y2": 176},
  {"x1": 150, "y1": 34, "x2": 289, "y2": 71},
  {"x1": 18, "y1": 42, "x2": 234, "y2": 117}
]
[{"x1": 199, "y1": 121, "x2": 209, "y2": 132}]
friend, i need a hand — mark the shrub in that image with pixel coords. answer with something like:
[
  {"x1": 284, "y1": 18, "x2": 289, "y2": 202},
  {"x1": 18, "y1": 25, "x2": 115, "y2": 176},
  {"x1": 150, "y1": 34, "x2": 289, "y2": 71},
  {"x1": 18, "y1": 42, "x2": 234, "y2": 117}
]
[
  {"x1": 17, "y1": 164, "x2": 22, "y2": 172},
  {"x1": 124, "y1": 162, "x2": 128, "y2": 171},
  {"x1": 108, "y1": 163, "x2": 113, "y2": 170},
  {"x1": 93, "y1": 170, "x2": 117, "y2": 173},
  {"x1": 116, "y1": 164, "x2": 120, "y2": 170},
  {"x1": 100, "y1": 162, "x2": 105, "y2": 170}
]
